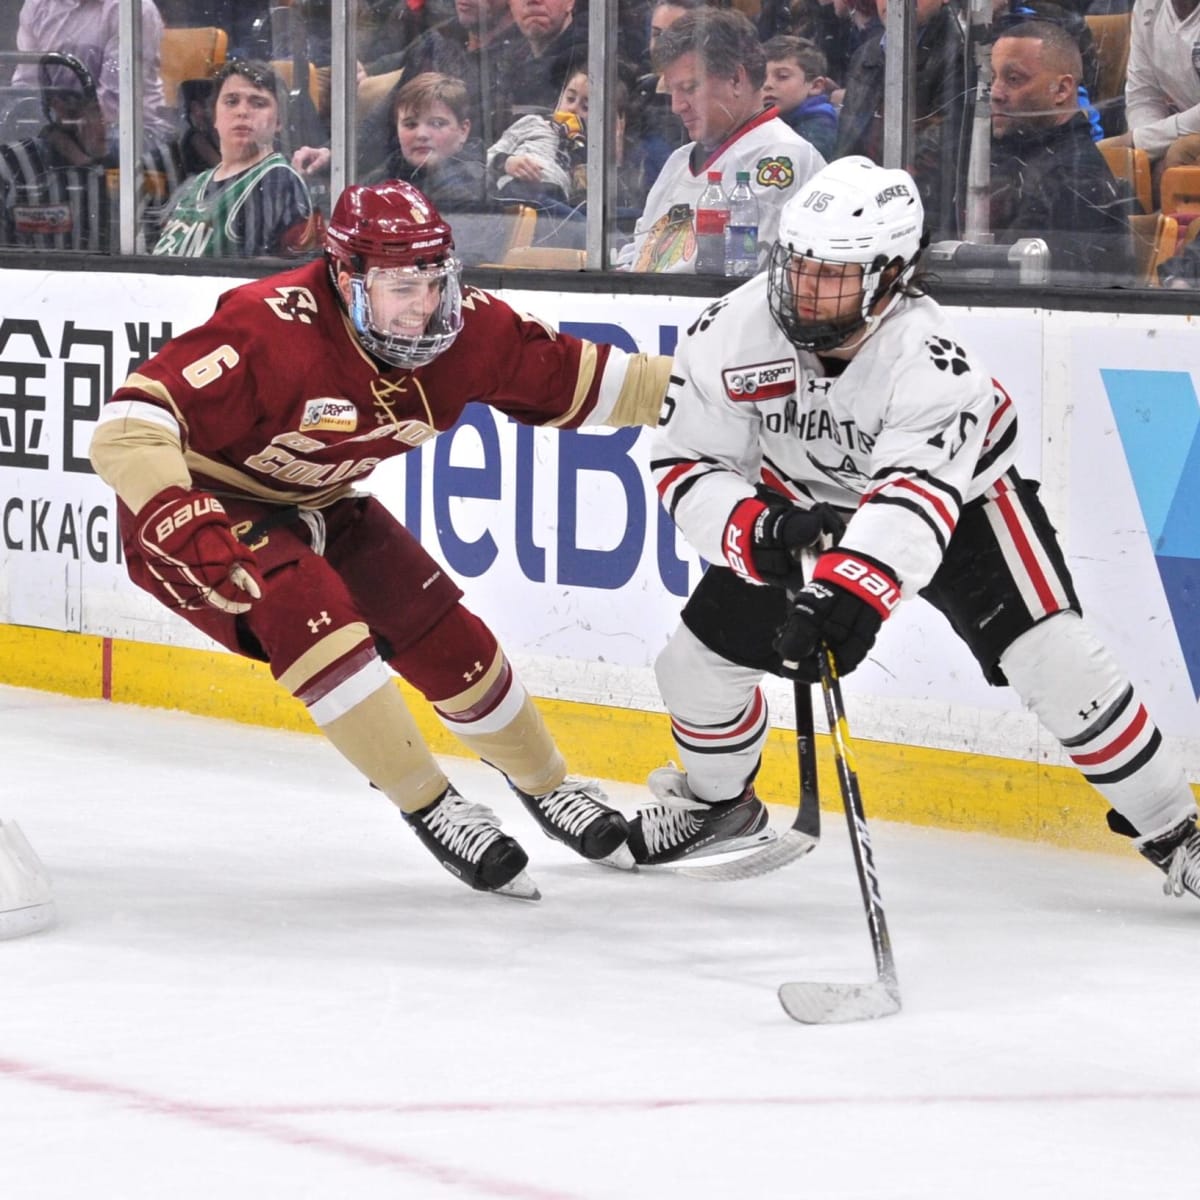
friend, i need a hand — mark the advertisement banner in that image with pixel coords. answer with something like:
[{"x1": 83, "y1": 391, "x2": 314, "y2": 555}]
[{"x1": 1, "y1": 269, "x2": 1195, "y2": 768}]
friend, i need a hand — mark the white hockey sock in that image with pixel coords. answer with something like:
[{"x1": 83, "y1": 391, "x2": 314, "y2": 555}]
[{"x1": 1000, "y1": 612, "x2": 1195, "y2": 837}]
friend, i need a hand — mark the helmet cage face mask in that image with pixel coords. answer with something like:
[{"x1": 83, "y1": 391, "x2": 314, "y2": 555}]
[
  {"x1": 767, "y1": 155, "x2": 923, "y2": 353},
  {"x1": 767, "y1": 244, "x2": 897, "y2": 353},
  {"x1": 345, "y1": 259, "x2": 464, "y2": 369}
]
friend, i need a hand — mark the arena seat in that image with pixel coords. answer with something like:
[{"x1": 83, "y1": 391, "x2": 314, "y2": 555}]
[
  {"x1": 1098, "y1": 141, "x2": 1152, "y2": 216},
  {"x1": 160, "y1": 25, "x2": 228, "y2": 107},
  {"x1": 1128, "y1": 211, "x2": 1178, "y2": 286}
]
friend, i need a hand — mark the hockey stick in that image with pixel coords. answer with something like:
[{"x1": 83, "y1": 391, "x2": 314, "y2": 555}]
[
  {"x1": 778, "y1": 647, "x2": 901, "y2": 1024},
  {"x1": 676, "y1": 678, "x2": 820, "y2": 880}
]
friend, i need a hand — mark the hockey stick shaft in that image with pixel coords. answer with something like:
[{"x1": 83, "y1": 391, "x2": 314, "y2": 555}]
[
  {"x1": 674, "y1": 680, "x2": 819, "y2": 880},
  {"x1": 793, "y1": 678, "x2": 821, "y2": 841},
  {"x1": 817, "y1": 647, "x2": 899, "y2": 993}
]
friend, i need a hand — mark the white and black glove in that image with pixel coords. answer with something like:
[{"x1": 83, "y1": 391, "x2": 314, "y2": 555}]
[
  {"x1": 722, "y1": 497, "x2": 846, "y2": 591},
  {"x1": 775, "y1": 549, "x2": 901, "y2": 681}
]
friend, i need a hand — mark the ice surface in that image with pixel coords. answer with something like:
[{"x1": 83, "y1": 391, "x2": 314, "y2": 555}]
[{"x1": 2, "y1": 684, "x2": 1197, "y2": 1199}]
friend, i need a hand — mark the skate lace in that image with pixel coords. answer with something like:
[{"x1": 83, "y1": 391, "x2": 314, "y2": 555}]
[
  {"x1": 1163, "y1": 831, "x2": 1200, "y2": 898},
  {"x1": 640, "y1": 801, "x2": 706, "y2": 855},
  {"x1": 537, "y1": 781, "x2": 606, "y2": 836},
  {"x1": 424, "y1": 795, "x2": 503, "y2": 863}
]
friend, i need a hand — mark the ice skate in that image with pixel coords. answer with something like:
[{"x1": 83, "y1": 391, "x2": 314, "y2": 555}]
[
  {"x1": 511, "y1": 776, "x2": 635, "y2": 870},
  {"x1": 628, "y1": 763, "x2": 776, "y2": 867},
  {"x1": 1136, "y1": 815, "x2": 1200, "y2": 900},
  {"x1": 403, "y1": 785, "x2": 540, "y2": 900}
]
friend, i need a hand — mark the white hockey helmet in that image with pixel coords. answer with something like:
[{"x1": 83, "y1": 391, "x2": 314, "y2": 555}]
[{"x1": 768, "y1": 156, "x2": 926, "y2": 352}]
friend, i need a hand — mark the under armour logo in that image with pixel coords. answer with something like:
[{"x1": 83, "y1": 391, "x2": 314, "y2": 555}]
[
  {"x1": 1077, "y1": 698, "x2": 1100, "y2": 722},
  {"x1": 463, "y1": 660, "x2": 485, "y2": 682},
  {"x1": 307, "y1": 611, "x2": 332, "y2": 634}
]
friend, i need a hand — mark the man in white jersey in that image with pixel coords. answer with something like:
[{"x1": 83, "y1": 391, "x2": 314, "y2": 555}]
[
  {"x1": 616, "y1": 7, "x2": 824, "y2": 274},
  {"x1": 1107, "y1": 0, "x2": 1200, "y2": 178},
  {"x1": 631, "y1": 156, "x2": 1200, "y2": 903}
]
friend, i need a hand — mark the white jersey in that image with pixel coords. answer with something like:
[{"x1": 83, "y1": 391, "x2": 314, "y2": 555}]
[
  {"x1": 652, "y1": 276, "x2": 1019, "y2": 597},
  {"x1": 1127, "y1": 0, "x2": 1200, "y2": 159},
  {"x1": 616, "y1": 110, "x2": 825, "y2": 273}
]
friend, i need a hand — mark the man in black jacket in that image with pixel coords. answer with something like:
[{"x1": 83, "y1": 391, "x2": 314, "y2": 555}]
[
  {"x1": 989, "y1": 20, "x2": 1134, "y2": 283},
  {"x1": 834, "y1": 0, "x2": 966, "y2": 238}
]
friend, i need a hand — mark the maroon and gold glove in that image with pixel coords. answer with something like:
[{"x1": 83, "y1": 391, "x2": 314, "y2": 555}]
[{"x1": 135, "y1": 486, "x2": 264, "y2": 614}]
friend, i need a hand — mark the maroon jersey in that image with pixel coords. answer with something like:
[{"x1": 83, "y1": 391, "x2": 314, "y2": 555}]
[{"x1": 103, "y1": 259, "x2": 632, "y2": 508}]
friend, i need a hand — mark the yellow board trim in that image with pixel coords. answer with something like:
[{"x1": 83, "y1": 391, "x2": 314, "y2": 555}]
[{"x1": 3, "y1": 622, "x2": 1187, "y2": 856}]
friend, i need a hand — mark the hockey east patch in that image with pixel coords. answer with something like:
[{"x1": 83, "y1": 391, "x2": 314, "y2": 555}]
[
  {"x1": 299, "y1": 397, "x2": 358, "y2": 434},
  {"x1": 722, "y1": 360, "x2": 796, "y2": 402}
]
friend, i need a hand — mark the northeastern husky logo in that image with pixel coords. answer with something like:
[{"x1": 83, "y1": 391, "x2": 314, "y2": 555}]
[
  {"x1": 300, "y1": 397, "x2": 358, "y2": 433},
  {"x1": 722, "y1": 359, "x2": 796, "y2": 402}
]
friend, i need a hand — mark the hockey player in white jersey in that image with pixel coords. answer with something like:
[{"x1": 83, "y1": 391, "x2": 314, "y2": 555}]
[{"x1": 633, "y1": 155, "x2": 1200, "y2": 901}]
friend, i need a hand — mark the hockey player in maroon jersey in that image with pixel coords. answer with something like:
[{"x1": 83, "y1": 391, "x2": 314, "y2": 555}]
[
  {"x1": 635, "y1": 156, "x2": 1200, "y2": 901},
  {"x1": 89, "y1": 179, "x2": 672, "y2": 901}
]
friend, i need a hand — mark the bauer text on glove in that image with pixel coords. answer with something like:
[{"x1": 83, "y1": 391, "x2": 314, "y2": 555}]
[
  {"x1": 722, "y1": 498, "x2": 846, "y2": 590},
  {"x1": 135, "y1": 486, "x2": 265, "y2": 614},
  {"x1": 774, "y1": 550, "x2": 901, "y2": 680}
]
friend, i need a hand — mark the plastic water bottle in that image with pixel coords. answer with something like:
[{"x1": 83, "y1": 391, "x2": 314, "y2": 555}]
[
  {"x1": 724, "y1": 171, "x2": 760, "y2": 278},
  {"x1": 694, "y1": 171, "x2": 729, "y2": 275}
]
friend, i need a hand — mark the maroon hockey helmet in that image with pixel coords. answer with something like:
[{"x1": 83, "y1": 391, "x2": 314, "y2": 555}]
[{"x1": 325, "y1": 180, "x2": 464, "y2": 368}]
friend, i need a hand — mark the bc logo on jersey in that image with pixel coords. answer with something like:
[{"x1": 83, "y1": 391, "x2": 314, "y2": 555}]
[
  {"x1": 756, "y1": 156, "x2": 795, "y2": 189},
  {"x1": 723, "y1": 359, "x2": 796, "y2": 401}
]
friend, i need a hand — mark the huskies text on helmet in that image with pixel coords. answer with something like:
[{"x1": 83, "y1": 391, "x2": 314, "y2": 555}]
[
  {"x1": 325, "y1": 180, "x2": 464, "y2": 369},
  {"x1": 767, "y1": 156, "x2": 925, "y2": 353}
]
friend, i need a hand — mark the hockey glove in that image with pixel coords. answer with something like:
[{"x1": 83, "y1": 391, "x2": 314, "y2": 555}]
[
  {"x1": 723, "y1": 497, "x2": 846, "y2": 590},
  {"x1": 774, "y1": 550, "x2": 901, "y2": 682},
  {"x1": 135, "y1": 485, "x2": 265, "y2": 614}
]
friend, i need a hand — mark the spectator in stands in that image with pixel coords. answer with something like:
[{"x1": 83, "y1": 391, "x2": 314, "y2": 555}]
[
  {"x1": 628, "y1": 0, "x2": 701, "y2": 188},
  {"x1": 494, "y1": 0, "x2": 587, "y2": 125},
  {"x1": 488, "y1": 68, "x2": 588, "y2": 204},
  {"x1": 364, "y1": 0, "x2": 523, "y2": 155},
  {"x1": 835, "y1": 0, "x2": 965, "y2": 237},
  {"x1": 0, "y1": 53, "x2": 112, "y2": 251},
  {"x1": 366, "y1": 72, "x2": 503, "y2": 265},
  {"x1": 822, "y1": 0, "x2": 881, "y2": 93},
  {"x1": 153, "y1": 61, "x2": 318, "y2": 258},
  {"x1": 762, "y1": 35, "x2": 837, "y2": 160},
  {"x1": 989, "y1": 22, "x2": 1134, "y2": 281},
  {"x1": 617, "y1": 7, "x2": 825, "y2": 273},
  {"x1": 1107, "y1": 0, "x2": 1200, "y2": 185},
  {"x1": 993, "y1": 0, "x2": 1106, "y2": 139},
  {"x1": 171, "y1": 78, "x2": 221, "y2": 180},
  {"x1": 12, "y1": 0, "x2": 175, "y2": 150},
  {"x1": 369, "y1": 73, "x2": 487, "y2": 210}
]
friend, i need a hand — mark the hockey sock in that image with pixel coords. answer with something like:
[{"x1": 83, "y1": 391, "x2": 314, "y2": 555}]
[{"x1": 999, "y1": 612, "x2": 1194, "y2": 837}]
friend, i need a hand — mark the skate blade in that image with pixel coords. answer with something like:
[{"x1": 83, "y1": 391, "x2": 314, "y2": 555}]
[
  {"x1": 676, "y1": 828, "x2": 817, "y2": 880},
  {"x1": 494, "y1": 870, "x2": 541, "y2": 901},
  {"x1": 644, "y1": 826, "x2": 779, "y2": 871},
  {"x1": 593, "y1": 842, "x2": 636, "y2": 871}
]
